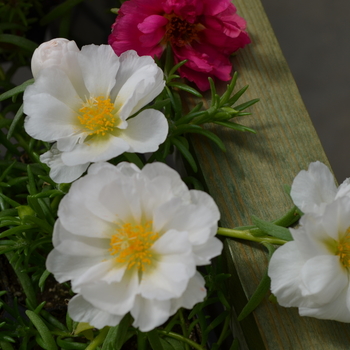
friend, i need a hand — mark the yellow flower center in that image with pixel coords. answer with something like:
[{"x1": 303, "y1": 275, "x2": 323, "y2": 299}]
[
  {"x1": 78, "y1": 96, "x2": 117, "y2": 136},
  {"x1": 109, "y1": 221, "x2": 159, "y2": 271},
  {"x1": 164, "y1": 13, "x2": 203, "y2": 47},
  {"x1": 336, "y1": 228, "x2": 350, "y2": 268}
]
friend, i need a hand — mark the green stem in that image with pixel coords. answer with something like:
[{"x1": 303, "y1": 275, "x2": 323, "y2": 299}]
[
  {"x1": 178, "y1": 309, "x2": 190, "y2": 350},
  {"x1": 216, "y1": 312, "x2": 230, "y2": 346},
  {"x1": 137, "y1": 330, "x2": 148, "y2": 350},
  {"x1": 5, "y1": 251, "x2": 37, "y2": 308},
  {"x1": 217, "y1": 227, "x2": 286, "y2": 245},
  {"x1": 85, "y1": 327, "x2": 109, "y2": 350},
  {"x1": 13, "y1": 132, "x2": 40, "y2": 163},
  {"x1": 157, "y1": 331, "x2": 205, "y2": 350}
]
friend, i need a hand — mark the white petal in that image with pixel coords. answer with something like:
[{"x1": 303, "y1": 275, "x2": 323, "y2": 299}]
[
  {"x1": 268, "y1": 242, "x2": 307, "y2": 307},
  {"x1": 68, "y1": 295, "x2": 124, "y2": 329},
  {"x1": 72, "y1": 259, "x2": 127, "y2": 291},
  {"x1": 299, "y1": 285, "x2": 350, "y2": 322},
  {"x1": 46, "y1": 249, "x2": 103, "y2": 284},
  {"x1": 52, "y1": 219, "x2": 109, "y2": 256},
  {"x1": 336, "y1": 178, "x2": 350, "y2": 199},
  {"x1": 300, "y1": 255, "x2": 347, "y2": 304},
  {"x1": 139, "y1": 230, "x2": 195, "y2": 300},
  {"x1": 119, "y1": 109, "x2": 168, "y2": 153},
  {"x1": 192, "y1": 236, "x2": 223, "y2": 265},
  {"x1": 110, "y1": 51, "x2": 158, "y2": 98},
  {"x1": 169, "y1": 272, "x2": 207, "y2": 314},
  {"x1": 78, "y1": 44, "x2": 120, "y2": 97},
  {"x1": 58, "y1": 181, "x2": 116, "y2": 237},
  {"x1": 153, "y1": 198, "x2": 217, "y2": 245},
  {"x1": 40, "y1": 146, "x2": 89, "y2": 183},
  {"x1": 24, "y1": 93, "x2": 79, "y2": 142},
  {"x1": 61, "y1": 135, "x2": 129, "y2": 165},
  {"x1": 190, "y1": 190, "x2": 220, "y2": 221},
  {"x1": 290, "y1": 161, "x2": 337, "y2": 214},
  {"x1": 142, "y1": 162, "x2": 190, "y2": 201},
  {"x1": 80, "y1": 272, "x2": 138, "y2": 315},
  {"x1": 131, "y1": 295, "x2": 171, "y2": 332}
]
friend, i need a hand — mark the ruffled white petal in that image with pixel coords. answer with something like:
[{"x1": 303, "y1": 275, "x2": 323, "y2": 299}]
[
  {"x1": 131, "y1": 296, "x2": 171, "y2": 332},
  {"x1": 268, "y1": 242, "x2": 307, "y2": 307},
  {"x1": 78, "y1": 45, "x2": 120, "y2": 97},
  {"x1": 68, "y1": 295, "x2": 124, "y2": 328},
  {"x1": 40, "y1": 146, "x2": 89, "y2": 183},
  {"x1": 169, "y1": 272, "x2": 207, "y2": 314},
  {"x1": 299, "y1": 285, "x2": 350, "y2": 323},
  {"x1": 290, "y1": 161, "x2": 337, "y2": 214},
  {"x1": 119, "y1": 109, "x2": 168, "y2": 153}
]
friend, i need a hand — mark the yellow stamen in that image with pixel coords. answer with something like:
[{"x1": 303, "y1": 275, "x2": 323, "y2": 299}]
[
  {"x1": 78, "y1": 96, "x2": 117, "y2": 136},
  {"x1": 109, "y1": 221, "x2": 159, "y2": 271},
  {"x1": 336, "y1": 228, "x2": 350, "y2": 268}
]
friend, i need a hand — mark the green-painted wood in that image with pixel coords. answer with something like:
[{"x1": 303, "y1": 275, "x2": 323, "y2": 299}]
[{"x1": 185, "y1": 0, "x2": 350, "y2": 348}]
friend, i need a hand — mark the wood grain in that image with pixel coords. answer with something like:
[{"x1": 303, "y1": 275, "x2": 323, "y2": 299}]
[{"x1": 185, "y1": 0, "x2": 350, "y2": 348}]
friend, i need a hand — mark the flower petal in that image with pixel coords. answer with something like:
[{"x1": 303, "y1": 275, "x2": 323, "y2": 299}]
[
  {"x1": 68, "y1": 295, "x2": 124, "y2": 328},
  {"x1": 40, "y1": 146, "x2": 89, "y2": 183},
  {"x1": 268, "y1": 242, "x2": 306, "y2": 307},
  {"x1": 131, "y1": 296, "x2": 171, "y2": 332},
  {"x1": 300, "y1": 255, "x2": 347, "y2": 304},
  {"x1": 290, "y1": 161, "x2": 337, "y2": 214},
  {"x1": 119, "y1": 109, "x2": 168, "y2": 153}
]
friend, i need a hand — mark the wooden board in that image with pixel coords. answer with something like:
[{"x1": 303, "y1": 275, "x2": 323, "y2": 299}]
[{"x1": 186, "y1": 0, "x2": 350, "y2": 348}]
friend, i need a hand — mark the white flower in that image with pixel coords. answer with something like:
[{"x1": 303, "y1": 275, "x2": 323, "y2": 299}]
[
  {"x1": 268, "y1": 196, "x2": 350, "y2": 322},
  {"x1": 46, "y1": 162, "x2": 223, "y2": 331},
  {"x1": 290, "y1": 161, "x2": 350, "y2": 215},
  {"x1": 24, "y1": 40, "x2": 168, "y2": 183}
]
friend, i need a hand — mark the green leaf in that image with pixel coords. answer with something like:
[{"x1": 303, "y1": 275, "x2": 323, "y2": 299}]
[
  {"x1": 56, "y1": 337, "x2": 87, "y2": 350},
  {"x1": 234, "y1": 98, "x2": 260, "y2": 111},
  {"x1": 237, "y1": 270, "x2": 271, "y2": 321},
  {"x1": 171, "y1": 137, "x2": 197, "y2": 172},
  {"x1": 0, "y1": 34, "x2": 37, "y2": 52},
  {"x1": 40, "y1": 0, "x2": 85, "y2": 26},
  {"x1": 168, "y1": 82, "x2": 202, "y2": 97},
  {"x1": 38, "y1": 270, "x2": 51, "y2": 292},
  {"x1": 102, "y1": 314, "x2": 133, "y2": 350},
  {"x1": 26, "y1": 310, "x2": 58, "y2": 350},
  {"x1": 148, "y1": 329, "x2": 164, "y2": 350},
  {"x1": 0, "y1": 79, "x2": 34, "y2": 102},
  {"x1": 160, "y1": 338, "x2": 186, "y2": 350},
  {"x1": 213, "y1": 121, "x2": 256, "y2": 133},
  {"x1": 224, "y1": 85, "x2": 249, "y2": 106},
  {"x1": 251, "y1": 215, "x2": 293, "y2": 241},
  {"x1": 184, "y1": 127, "x2": 226, "y2": 152},
  {"x1": 7, "y1": 104, "x2": 23, "y2": 139}
]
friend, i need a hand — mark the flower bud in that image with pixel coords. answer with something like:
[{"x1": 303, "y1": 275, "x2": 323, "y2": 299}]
[{"x1": 31, "y1": 38, "x2": 79, "y2": 79}]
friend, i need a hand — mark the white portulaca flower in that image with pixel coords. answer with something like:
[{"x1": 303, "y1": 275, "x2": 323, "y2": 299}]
[
  {"x1": 46, "y1": 162, "x2": 223, "y2": 331},
  {"x1": 290, "y1": 161, "x2": 350, "y2": 215},
  {"x1": 268, "y1": 196, "x2": 350, "y2": 322},
  {"x1": 24, "y1": 39, "x2": 168, "y2": 183}
]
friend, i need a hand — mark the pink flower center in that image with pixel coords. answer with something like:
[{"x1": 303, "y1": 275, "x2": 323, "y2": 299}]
[{"x1": 164, "y1": 13, "x2": 203, "y2": 47}]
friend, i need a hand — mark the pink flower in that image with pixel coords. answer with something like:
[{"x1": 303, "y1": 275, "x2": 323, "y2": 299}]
[{"x1": 108, "y1": 0, "x2": 250, "y2": 91}]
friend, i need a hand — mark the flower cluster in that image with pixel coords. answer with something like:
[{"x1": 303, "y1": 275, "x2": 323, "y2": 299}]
[
  {"x1": 46, "y1": 161, "x2": 222, "y2": 331},
  {"x1": 24, "y1": 39, "x2": 168, "y2": 183},
  {"x1": 268, "y1": 162, "x2": 350, "y2": 322},
  {"x1": 108, "y1": 0, "x2": 250, "y2": 91}
]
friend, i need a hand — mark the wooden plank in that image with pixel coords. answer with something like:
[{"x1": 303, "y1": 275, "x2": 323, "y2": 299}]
[{"x1": 185, "y1": 0, "x2": 350, "y2": 348}]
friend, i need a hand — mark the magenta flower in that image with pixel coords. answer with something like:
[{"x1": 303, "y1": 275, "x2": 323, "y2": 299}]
[{"x1": 108, "y1": 0, "x2": 250, "y2": 91}]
